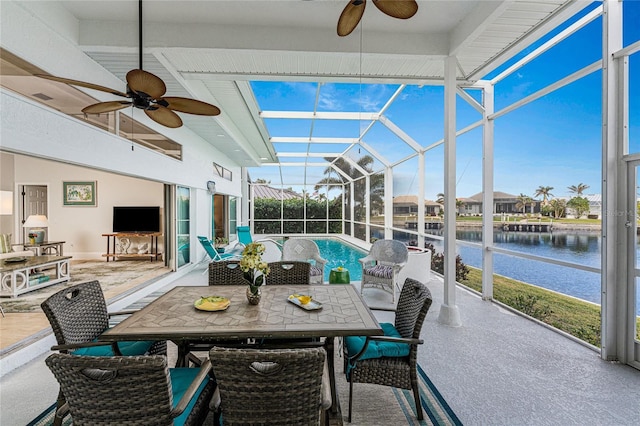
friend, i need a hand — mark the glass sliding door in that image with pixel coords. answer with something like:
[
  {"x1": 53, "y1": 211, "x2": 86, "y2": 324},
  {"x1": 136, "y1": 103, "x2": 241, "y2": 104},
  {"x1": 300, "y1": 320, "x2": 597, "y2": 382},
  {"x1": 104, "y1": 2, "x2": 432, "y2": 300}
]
[
  {"x1": 176, "y1": 186, "x2": 190, "y2": 268},
  {"x1": 229, "y1": 196, "x2": 238, "y2": 241},
  {"x1": 627, "y1": 161, "x2": 640, "y2": 369},
  {"x1": 212, "y1": 194, "x2": 238, "y2": 244}
]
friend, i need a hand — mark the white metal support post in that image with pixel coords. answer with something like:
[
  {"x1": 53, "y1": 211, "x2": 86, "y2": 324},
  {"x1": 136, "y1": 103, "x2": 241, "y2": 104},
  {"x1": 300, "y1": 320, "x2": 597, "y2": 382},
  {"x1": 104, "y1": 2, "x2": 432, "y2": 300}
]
[
  {"x1": 438, "y1": 55, "x2": 461, "y2": 326},
  {"x1": 417, "y1": 152, "x2": 426, "y2": 248},
  {"x1": 365, "y1": 174, "x2": 371, "y2": 240},
  {"x1": 601, "y1": 0, "x2": 623, "y2": 361},
  {"x1": 350, "y1": 181, "x2": 355, "y2": 238},
  {"x1": 482, "y1": 82, "x2": 495, "y2": 300},
  {"x1": 384, "y1": 167, "x2": 393, "y2": 240},
  {"x1": 241, "y1": 168, "x2": 249, "y2": 227}
]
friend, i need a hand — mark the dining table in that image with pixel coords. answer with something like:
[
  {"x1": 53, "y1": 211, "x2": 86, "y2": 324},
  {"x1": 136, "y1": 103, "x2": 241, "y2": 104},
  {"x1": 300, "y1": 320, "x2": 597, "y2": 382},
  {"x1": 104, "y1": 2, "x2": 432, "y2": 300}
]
[{"x1": 100, "y1": 284, "x2": 383, "y2": 421}]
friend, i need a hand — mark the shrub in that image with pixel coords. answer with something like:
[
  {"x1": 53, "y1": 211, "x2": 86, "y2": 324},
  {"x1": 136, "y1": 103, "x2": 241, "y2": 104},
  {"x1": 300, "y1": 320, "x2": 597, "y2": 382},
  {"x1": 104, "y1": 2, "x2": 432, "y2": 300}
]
[
  {"x1": 424, "y1": 243, "x2": 469, "y2": 282},
  {"x1": 506, "y1": 294, "x2": 552, "y2": 320}
]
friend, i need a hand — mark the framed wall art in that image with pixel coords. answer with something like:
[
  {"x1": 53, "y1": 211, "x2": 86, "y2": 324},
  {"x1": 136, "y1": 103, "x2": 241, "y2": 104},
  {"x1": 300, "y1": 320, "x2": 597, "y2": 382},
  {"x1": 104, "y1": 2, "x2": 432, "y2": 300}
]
[{"x1": 63, "y1": 181, "x2": 97, "y2": 206}]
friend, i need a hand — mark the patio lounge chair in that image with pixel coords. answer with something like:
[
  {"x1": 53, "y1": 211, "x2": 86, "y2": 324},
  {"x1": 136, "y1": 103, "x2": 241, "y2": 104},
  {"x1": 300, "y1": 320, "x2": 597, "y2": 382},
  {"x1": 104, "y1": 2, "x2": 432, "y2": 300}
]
[
  {"x1": 235, "y1": 226, "x2": 283, "y2": 262},
  {"x1": 359, "y1": 239, "x2": 408, "y2": 302},
  {"x1": 282, "y1": 238, "x2": 327, "y2": 284},
  {"x1": 344, "y1": 278, "x2": 433, "y2": 422},
  {"x1": 45, "y1": 353, "x2": 215, "y2": 426},
  {"x1": 197, "y1": 236, "x2": 242, "y2": 262}
]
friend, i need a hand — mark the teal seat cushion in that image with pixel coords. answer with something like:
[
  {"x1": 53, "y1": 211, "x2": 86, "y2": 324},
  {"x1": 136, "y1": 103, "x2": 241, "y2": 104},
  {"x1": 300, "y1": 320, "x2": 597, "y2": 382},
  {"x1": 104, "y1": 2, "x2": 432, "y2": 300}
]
[
  {"x1": 72, "y1": 340, "x2": 155, "y2": 357},
  {"x1": 170, "y1": 367, "x2": 210, "y2": 426},
  {"x1": 345, "y1": 322, "x2": 410, "y2": 362}
]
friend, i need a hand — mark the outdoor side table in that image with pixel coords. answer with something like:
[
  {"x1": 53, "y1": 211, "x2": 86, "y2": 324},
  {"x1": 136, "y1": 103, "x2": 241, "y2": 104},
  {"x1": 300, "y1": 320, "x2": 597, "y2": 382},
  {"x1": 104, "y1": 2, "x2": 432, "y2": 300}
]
[{"x1": 329, "y1": 267, "x2": 350, "y2": 284}]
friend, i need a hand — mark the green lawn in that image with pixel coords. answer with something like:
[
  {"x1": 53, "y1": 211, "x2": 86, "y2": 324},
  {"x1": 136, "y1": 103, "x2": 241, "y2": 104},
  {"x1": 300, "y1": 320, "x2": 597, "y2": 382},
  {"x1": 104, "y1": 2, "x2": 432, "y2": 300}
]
[
  {"x1": 455, "y1": 215, "x2": 601, "y2": 225},
  {"x1": 460, "y1": 267, "x2": 640, "y2": 346}
]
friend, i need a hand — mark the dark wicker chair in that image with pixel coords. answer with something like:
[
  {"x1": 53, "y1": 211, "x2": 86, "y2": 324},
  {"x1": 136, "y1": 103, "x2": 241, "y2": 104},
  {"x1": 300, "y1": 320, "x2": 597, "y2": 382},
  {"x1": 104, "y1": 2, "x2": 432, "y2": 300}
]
[
  {"x1": 344, "y1": 278, "x2": 432, "y2": 422},
  {"x1": 267, "y1": 261, "x2": 311, "y2": 285},
  {"x1": 45, "y1": 353, "x2": 215, "y2": 426},
  {"x1": 41, "y1": 280, "x2": 166, "y2": 425},
  {"x1": 209, "y1": 346, "x2": 328, "y2": 425},
  {"x1": 208, "y1": 260, "x2": 245, "y2": 286}
]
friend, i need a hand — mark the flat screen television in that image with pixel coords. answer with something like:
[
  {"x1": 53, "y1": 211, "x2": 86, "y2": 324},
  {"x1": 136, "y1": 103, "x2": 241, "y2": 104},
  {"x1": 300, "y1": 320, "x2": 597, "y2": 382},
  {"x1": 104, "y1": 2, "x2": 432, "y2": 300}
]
[{"x1": 113, "y1": 206, "x2": 161, "y2": 233}]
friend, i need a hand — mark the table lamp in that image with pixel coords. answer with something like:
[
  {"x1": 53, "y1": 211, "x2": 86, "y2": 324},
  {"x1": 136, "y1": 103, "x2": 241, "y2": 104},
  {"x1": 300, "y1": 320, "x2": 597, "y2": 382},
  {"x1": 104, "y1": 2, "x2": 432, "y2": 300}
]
[{"x1": 23, "y1": 214, "x2": 49, "y2": 244}]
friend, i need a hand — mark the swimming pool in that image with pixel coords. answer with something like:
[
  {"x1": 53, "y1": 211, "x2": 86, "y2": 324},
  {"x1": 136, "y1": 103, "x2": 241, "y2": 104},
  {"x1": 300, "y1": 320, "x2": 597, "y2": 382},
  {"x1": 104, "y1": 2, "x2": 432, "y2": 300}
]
[{"x1": 312, "y1": 238, "x2": 367, "y2": 281}]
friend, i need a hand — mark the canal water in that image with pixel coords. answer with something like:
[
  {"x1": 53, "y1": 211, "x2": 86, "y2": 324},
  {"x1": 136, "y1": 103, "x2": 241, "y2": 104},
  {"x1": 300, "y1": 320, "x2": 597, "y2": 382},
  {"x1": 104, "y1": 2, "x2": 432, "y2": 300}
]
[{"x1": 398, "y1": 228, "x2": 639, "y2": 315}]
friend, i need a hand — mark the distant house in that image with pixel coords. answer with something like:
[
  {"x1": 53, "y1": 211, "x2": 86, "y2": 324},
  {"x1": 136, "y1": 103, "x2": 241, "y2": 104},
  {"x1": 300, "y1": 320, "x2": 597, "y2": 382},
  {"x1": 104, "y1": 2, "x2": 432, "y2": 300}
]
[
  {"x1": 252, "y1": 185, "x2": 303, "y2": 200},
  {"x1": 464, "y1": 191, "x2": 541, "y2": 215},
  {"x1": 584, "y1": 194, "x2": 602, "y2": 218},
  {"x1": 393, "y1": 195, "x2": 442, "y2": 216},
  {"x1": 562, "y1": 194, "x2": 602, "y2": 219}
]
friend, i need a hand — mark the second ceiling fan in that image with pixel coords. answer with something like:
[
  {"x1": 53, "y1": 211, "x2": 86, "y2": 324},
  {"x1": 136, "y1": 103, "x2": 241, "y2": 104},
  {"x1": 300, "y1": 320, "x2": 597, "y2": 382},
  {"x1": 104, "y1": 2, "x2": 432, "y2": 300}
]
[
  {"x1": 337, "y1": 0, "x2": 419, "y2": 37},
  {"x1": 36, "y1": 0, "x2": 220, "y2": 128}
]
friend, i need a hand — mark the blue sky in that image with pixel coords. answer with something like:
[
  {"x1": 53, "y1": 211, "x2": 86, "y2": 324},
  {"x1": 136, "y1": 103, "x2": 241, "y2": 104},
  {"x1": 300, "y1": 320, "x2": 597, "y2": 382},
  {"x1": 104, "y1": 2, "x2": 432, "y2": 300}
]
[{"x1": 249, "y1": 1, "x2": 639, "y2": 201}]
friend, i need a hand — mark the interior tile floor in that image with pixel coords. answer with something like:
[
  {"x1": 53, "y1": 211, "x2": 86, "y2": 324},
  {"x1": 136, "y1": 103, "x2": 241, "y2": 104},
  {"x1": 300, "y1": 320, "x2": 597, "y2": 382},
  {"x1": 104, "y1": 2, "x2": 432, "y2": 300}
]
[{"x1": 1, "y1": 264, "x2": 639, "y2": 425}]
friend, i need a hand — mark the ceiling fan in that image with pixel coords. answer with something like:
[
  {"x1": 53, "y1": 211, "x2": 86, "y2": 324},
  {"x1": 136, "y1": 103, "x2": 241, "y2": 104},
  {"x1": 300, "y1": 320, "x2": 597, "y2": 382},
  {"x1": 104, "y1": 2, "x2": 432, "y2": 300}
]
[
  {"x1": 337, "y1": 0, "x2": 418, "y2": 37},
  {"x1": 35, "y1": 0, "x2": 220, "y2": 128}
]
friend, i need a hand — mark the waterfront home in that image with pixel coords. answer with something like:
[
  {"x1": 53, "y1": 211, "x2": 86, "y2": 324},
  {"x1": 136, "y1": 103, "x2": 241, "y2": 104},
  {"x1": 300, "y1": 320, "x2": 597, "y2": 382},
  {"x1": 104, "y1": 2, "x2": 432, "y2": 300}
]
[{"x1": 1, "y1": 1, "x2": 639, "y2": 424}]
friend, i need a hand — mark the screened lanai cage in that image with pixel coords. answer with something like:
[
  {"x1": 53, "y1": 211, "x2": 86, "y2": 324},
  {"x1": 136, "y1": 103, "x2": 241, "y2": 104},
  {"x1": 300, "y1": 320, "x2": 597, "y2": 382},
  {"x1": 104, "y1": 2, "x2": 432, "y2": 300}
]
[{"x1": 243, "y1": 1, "x2": 640, "y2": 367}]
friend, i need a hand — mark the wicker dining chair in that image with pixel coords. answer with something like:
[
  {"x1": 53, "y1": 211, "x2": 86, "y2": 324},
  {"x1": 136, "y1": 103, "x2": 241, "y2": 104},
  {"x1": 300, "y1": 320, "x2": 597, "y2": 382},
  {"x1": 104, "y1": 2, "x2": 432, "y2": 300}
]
[
  {"x1": 41, "y1": 280, "x2": 167, "y2": 425},
  {"x1": 41, "y1": 280, "x2": 166, "y2": 357},
  {"x1": 282, "y1": 238, "x2": 327, "y2": 284},
  {"x1": 209, "y1": 346, "x2": 329, "y2": 426},
  {"x1": 45, "y1": 353, "x2": 216, "y2": 426},
  {"x1": 267, "y1": 261, "x2": 311, "y2": 285},
  {"x1": 208, "y1": 260, "x2": 246, "y2": 286},
  {"x1": 343, "y1": 278, "x2": 432, "y2": 422}
]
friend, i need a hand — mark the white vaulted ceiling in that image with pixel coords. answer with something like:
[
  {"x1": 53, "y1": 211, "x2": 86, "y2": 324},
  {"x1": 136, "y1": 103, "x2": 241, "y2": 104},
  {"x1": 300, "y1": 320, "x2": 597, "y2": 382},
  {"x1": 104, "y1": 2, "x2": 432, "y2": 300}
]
[{"x1": 9, "y1": 0, "x2": 585, "y2": 167}]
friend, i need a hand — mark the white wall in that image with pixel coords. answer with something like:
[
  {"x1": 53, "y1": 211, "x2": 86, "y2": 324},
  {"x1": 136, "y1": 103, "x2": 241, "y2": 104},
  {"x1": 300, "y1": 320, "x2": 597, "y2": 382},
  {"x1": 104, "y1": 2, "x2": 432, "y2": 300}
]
[
  {"x1": 0, "y1": 154, "x2": 15, "y2": 235},
  {"x1": 11, "y1": 153, "x2": 164, "y2": 259}
]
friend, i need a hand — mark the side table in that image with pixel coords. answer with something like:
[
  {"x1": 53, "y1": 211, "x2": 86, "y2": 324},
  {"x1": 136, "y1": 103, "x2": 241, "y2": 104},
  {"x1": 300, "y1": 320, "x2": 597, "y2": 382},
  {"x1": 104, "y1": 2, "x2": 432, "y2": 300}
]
[
  {"x1": 329, "y1": 267, "x2": 350, "y2": 284},
  {"x1": 23, "y1": 241, "x2": 65, "y2": 256}
]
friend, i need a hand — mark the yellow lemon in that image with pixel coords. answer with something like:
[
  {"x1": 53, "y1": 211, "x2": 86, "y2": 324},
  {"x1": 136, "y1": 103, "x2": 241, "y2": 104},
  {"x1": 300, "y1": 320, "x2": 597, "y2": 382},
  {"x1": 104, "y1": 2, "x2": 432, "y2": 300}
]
[{"x1": 298, "y1": 295, "x2": 312, "y2": 305}]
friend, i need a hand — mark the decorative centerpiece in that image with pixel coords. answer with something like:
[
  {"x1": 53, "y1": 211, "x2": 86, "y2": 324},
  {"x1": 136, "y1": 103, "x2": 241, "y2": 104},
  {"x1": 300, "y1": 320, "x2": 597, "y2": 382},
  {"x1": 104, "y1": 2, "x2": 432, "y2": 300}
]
[{"x1": 239, "y1": 242, "x2": 270, "y2": 305}]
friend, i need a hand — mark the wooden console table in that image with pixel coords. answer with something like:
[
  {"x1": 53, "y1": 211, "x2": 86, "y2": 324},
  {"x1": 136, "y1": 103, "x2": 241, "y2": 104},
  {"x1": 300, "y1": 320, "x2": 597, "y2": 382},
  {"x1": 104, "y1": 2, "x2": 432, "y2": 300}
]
[
  {"x1": 0, "y1": 255, "x2": 71, "y2": 298},
  {"x1": 102, "y1": 232, "x2": 162, "y2": 262}
]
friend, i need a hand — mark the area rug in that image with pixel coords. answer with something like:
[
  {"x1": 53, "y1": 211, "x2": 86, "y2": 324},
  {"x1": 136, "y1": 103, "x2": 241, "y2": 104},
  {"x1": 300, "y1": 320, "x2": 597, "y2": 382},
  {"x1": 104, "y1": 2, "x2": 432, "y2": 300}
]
[
  {"x1": 27, "y1": 362, "x2": 461, "y2": 426},
  {"x1": 1, "y1": 259, "x2": 170, "y2": 313}
]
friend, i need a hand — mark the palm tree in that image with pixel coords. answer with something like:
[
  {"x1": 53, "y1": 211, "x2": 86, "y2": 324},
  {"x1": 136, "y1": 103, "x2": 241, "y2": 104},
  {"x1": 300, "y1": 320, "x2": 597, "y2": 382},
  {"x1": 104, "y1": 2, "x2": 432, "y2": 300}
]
[
  {"x1": 568, "y1": 183, "x2": 590, "y2": 196},
  {"x1": 534, "y1": 186, "x2": 554, "y2": 206},
  {"x1": 549, "y1": 198, "x2": 567, "y2": 218},
  {"x1": 314, "y1": 155, "x2": 384, "y2": 219},
  {"x1": 436, "y1": 193, "x2": 445, "y2": 204},
  {"x1": 515, "y1": 193, "x2": 534, "y2": 214}
]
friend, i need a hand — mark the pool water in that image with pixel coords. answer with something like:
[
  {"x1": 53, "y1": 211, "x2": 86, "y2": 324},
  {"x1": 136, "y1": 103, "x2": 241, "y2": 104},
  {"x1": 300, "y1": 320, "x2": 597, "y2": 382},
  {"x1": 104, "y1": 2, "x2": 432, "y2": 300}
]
[{"x1": 312, "y1": 238, "x2": 366, "y2": 281}]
